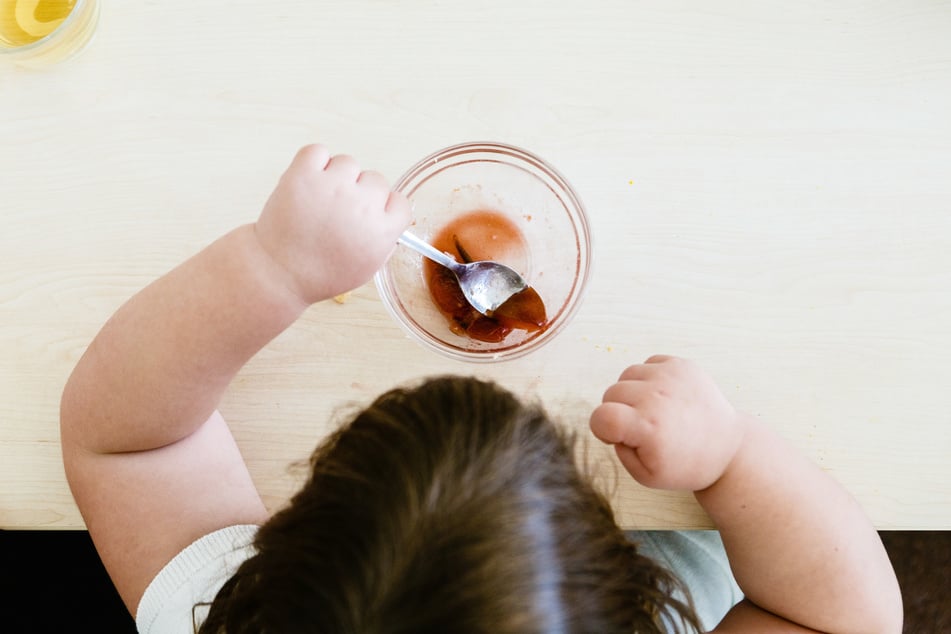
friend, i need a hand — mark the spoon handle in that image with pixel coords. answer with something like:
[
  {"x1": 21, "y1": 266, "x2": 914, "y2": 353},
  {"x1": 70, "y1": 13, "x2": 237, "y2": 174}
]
[{"x1": 398, "y1": 231, "x2": 460, "y2": 271}]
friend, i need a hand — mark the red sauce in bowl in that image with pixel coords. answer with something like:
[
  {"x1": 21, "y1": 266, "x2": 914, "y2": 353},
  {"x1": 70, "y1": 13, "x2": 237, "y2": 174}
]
[{"x1": 423, "y1": 210, "x2": 548, "y2": 343}]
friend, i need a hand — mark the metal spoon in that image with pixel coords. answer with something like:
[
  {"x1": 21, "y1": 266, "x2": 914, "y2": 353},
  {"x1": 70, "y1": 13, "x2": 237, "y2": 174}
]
[{"x1": 398, "y1": 230, "x2": 528, "y2": 315}]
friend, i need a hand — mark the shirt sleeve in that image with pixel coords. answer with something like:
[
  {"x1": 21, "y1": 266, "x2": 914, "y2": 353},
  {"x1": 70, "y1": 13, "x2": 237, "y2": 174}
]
[
  {"x1": 136, "y1": 524, "x2": 259, "y2": 634},
  {"x1": 628, "y1": 530, "x2": 744, "y2": 632}
]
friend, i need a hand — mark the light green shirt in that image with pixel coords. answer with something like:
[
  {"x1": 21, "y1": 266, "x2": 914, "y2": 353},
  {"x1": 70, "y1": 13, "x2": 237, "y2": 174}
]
[
  {"x1": 629, "y1": 530, "x2": 744, "y2": 631},
  {"x1": 137, "y1": 526, "x2": 741, "y2": 633}
]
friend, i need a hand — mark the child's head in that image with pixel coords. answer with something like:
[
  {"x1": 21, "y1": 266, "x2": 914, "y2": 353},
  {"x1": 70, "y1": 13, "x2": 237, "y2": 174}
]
[{"x1": 200, "y1": 376, "x2": 699, "y2": 633}]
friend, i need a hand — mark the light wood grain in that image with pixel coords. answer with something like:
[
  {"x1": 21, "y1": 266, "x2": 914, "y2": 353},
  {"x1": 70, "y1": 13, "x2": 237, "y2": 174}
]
[{"x1": 2, "y1": 1, "x2": 950, "y2": 529}]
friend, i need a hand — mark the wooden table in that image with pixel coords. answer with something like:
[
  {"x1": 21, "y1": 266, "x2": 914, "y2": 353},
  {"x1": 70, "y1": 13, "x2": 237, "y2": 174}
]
[{"x1": 2, "y1": 1, "x2": 950, "y2": 530}]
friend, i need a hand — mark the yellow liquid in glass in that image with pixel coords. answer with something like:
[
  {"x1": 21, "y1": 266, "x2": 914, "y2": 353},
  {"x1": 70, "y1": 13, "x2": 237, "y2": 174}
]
[{"x1": 0, "y1": 0, "x2": 76, "y2": 48}]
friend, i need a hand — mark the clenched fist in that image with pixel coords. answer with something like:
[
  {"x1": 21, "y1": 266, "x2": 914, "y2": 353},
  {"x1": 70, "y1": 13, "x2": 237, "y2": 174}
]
[
  {"x1": 254, "y1": 144, "x2": 412, "y2": 304},
  {"x1": 590, "y1": 355, "x2": 747, "y2": 491}
]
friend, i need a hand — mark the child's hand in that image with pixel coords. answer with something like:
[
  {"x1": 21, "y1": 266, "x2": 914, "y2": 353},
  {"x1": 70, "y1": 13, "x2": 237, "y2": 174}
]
[
  {"x1": 589, "y1": 355, "x2": 747, "y2": 491},
  {"x1": 254, "y1": 144, "x2": 412, "y2": 304}
]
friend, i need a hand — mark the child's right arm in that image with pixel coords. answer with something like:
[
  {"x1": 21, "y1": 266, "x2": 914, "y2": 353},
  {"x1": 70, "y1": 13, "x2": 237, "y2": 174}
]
[{"x1": 590, "y1": 355, "x2": 902, "y2": 633}]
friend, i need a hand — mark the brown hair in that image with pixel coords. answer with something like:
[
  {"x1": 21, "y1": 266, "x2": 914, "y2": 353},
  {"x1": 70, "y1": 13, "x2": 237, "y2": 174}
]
[{"x1": 199, "y1": 376, "x2": 700, "y2": 633}]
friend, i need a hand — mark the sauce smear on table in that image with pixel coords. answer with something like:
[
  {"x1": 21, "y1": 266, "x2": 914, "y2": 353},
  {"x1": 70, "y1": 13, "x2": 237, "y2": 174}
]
[{"x1": 424, "y1": 209, "x2": 548, "y2": 343}]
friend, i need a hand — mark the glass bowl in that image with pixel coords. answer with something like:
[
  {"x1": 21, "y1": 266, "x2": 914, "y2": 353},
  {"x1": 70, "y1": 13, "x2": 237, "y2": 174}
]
[
  {"x1": 375, "y1": 141, "x2": 591, "y2": 362},
  {"x1": 0, "y1": 0, "x2": 100, "y2": 67}
]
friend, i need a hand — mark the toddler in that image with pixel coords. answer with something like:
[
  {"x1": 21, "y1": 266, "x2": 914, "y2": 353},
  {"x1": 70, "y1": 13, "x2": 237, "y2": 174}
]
[{"x1": 61, "y1": 145, "x2": 902, "y2": 633}]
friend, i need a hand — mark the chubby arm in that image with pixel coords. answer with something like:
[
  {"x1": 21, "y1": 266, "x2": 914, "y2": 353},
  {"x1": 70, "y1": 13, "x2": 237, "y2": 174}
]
[
  {"x1": 60, "y1": 145, "x2": 411, "y2": 614},
  {"x1": 590, "y1": 356, "x2": 902, "y2": 633}
]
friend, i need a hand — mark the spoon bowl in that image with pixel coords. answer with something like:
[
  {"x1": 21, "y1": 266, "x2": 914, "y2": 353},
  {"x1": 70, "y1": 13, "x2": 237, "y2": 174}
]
[{"x1": 397, "y1": 231, "x2": 527, "y2": 315}]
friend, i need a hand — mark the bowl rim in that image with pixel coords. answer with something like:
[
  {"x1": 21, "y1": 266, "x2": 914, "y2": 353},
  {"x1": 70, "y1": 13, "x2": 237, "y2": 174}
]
[{"x1": 376, "y1": 140, "x2": 592, "y2": 363}]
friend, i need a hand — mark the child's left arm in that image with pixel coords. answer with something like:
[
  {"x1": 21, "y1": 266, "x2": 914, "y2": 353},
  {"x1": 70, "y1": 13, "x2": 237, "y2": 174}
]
[{"x1": 59, "y1": 145, "x2": 411, "y2": 615}]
